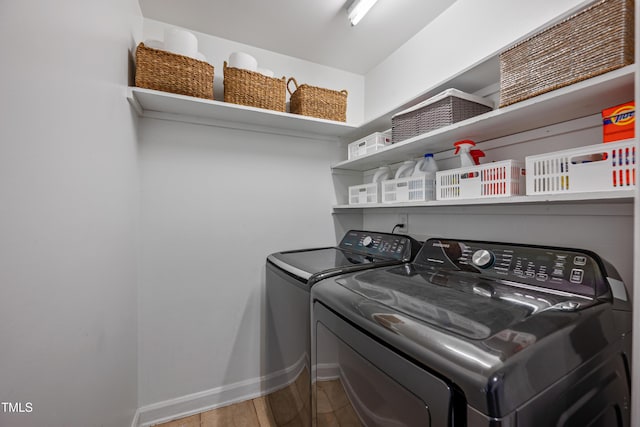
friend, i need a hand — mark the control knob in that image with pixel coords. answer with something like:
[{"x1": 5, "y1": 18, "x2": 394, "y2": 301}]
[
  {"x1": 472, "y1": 249, "x2": 495, "y2": 269},
  {"x1": 362, "y1": 236, "x2": 374, "y2": 247}
]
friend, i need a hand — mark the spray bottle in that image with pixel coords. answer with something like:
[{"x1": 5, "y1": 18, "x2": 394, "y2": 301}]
[
  {"x1": 454, "y1": 140, "x2": 485, "y2": 167},
  {"x1": 470, "y1": 149, "x2": 485, "y2": 165}
]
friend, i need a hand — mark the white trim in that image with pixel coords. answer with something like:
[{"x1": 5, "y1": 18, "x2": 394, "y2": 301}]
[
  {"x1": 135, "y1": 355, "x2": 306, "y2": 427},
  {"x1": 129, "y1": 409, "x2": 140, "y2": 427}
]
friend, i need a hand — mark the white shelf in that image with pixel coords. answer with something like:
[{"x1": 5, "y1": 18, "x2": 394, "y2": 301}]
[
  {"x1": 333, "y1": 66, "x2": 635, "y2": 171},
  {"x1": 342, "y1": 55, "x2": 501, "y2": 143},
  {"x1": 334, "y1": 190, "x2": 635, "y2": 210},
  {"x1": 127, "y1": 87, "x2": 358, "y2": 141}
]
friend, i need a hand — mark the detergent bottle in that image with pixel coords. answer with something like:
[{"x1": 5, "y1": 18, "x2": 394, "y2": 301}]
[
  {"x1": 372, "y1": 166, "x2": 391, "y2": 183},
  {"x1": 454, "y1": 140, "x2": 479, "y2": 167},
  {"x1": 412, "y1": 156, "x2": 426, "y2": 176},
  {"x1": 412, "y1": 153, "x2": 438, "y2": 200},
  {"x1": 394, "y1": 160, "x2": 417, "y2": 179}
]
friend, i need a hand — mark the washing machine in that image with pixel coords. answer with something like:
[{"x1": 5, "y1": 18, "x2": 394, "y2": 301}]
[
  {"x1": 265, "y1": 230, "x2": 420, "y2": 425},
  {"x1": 311, "y1": 238, "x2": 632, "y2": 427}
]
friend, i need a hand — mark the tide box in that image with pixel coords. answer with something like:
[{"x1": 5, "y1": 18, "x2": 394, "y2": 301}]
[{"x1": 602, "y1": 101, "x2": 635, "y2": 143}]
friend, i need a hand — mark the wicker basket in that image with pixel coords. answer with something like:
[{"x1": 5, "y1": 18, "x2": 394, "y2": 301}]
[
  {"x1": 499, "y1": 0, "x2": 634, "y2": 107},
  {"x1": 391, "y1": 89, "x2": 493, "y2": 144},
  {"x1": 223, "y1": 62, "x2": 286, "y2": 112},
  {"x1": 134, "y1": 43, "x2": 214, "y2": 100},
  {"x1": 287, "y1": 78, "x2": 348, "y2": 122}
]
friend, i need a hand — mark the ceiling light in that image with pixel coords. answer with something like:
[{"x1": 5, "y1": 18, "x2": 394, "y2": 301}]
[{"x1": 347, "y1": 0, "x2": 379, "y2": 26}]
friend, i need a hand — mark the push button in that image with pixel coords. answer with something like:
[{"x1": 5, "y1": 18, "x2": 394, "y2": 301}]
[
  {"x1": 536, "y1": 273, "x2": 548, "y2": 281},
  {"x1": 570, "y1": 268, "x2": 584, "y2": 284},
  {"x1": 573, "y1": 256, "x2": 587, "y2": 266}
]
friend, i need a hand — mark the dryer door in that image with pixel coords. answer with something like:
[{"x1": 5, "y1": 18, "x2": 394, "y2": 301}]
[{"x1": 313, "y1": 302, "x2": 455, "y2": 427}]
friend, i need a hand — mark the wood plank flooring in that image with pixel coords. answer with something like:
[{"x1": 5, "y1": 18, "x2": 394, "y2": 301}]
[{"x1": 153, "y1": 375, "x2": 361, "y2": 427}]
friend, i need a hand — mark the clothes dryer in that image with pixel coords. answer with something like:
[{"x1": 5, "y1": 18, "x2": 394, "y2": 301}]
[{"x1": 311, "y1": 238, "x2": 632, "y2": 426}]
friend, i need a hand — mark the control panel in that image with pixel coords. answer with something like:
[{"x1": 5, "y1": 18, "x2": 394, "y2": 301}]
[
  {"x1": 339, "y1": 230, "x2": 417, "y2": 261},
  {"x1": 417, "y1": 239, "x2": 610, "y2": 297}
]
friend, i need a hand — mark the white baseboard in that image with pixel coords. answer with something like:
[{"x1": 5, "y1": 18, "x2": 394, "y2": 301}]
[
  {"x1": 134, "y1": 356, "x2": 306, "y2": 427},
  {"x1": 129, "y1": 409, "x2": 140, "y2": 427}
]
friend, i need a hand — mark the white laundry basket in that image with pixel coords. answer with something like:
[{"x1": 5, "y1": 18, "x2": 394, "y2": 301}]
[
  {"x1": 436, "y1": 160, "x2": 526, "y2": 200},
  {"x1": 347, "y1": 131, "x2": 392, "y2": 160},
  {"x1": 381, "y1": 175, "x2": 436, "y2": 203},
  {"x1": 348, "y1": 183, "x2": 379, "y2": 205},
  {"x1": 525, "y1": 140, "x2": 637, "y2": 195}
]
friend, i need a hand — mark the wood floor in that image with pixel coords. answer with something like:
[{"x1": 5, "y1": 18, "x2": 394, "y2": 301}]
[
  {"x1": 153, "y1": 373, "x2": 361, "y2": 427},
  {"x1": 152, "y1": 397, "x2": 280, "y2": 427}
]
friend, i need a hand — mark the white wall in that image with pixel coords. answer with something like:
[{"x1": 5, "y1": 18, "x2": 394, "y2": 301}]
[
  {"x1": 142, "y1": 19, "x2": 365, "y2": 125},
  {"x1": 364, "y1": 0, "x2": 589, "y2": 121},
  {"x1": 136, "y1": 19, "x2": 364, "y2": 414},
  {"x1": 137, "y1": 119, "x2": 344, "y2": 407},
  {"x1": 0, "y1": 1, "x2": 142, "y2": 427}
]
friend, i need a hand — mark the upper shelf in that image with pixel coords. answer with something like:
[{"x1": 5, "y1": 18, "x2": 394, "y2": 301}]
[
  {"x1": 332, "y1": 66, "x2": 635, "y2": 171},
  {"x1": 127, "y1": 87, "x2": 358, "y2": 141}
]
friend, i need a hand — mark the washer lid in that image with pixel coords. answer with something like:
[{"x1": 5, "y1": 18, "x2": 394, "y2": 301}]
[
  {"x1": 267, "y1": 230, "x2": 420, "y2": 284},
  {"x1": 267, "y1": 247, "x2": 390, "y2": 283},
  {"x1": 336, "y1": 264, "x2": 579, "y2": 340}
]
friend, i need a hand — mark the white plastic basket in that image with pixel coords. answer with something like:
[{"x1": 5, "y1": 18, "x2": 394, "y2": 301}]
[
  {"x1": 436, "y1": 160, "x2": 526, "y2": 200},
  {"x1": 347, "y1": 131, "x2": 392, "y2": 160},
  {"x1": 348, "y1": 183, "x2": 379, "y2": 205},
  {"x1": 526, "y1": 140, "x2": 637, "y2": 195},
  {"x1": 381, "y1": 175, "x2": 436, "y2": 203}
]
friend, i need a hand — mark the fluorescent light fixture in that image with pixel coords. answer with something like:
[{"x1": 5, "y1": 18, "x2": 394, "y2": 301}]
[{"x1": 347, "y1": 0, "x2": 379, "y2": 26}]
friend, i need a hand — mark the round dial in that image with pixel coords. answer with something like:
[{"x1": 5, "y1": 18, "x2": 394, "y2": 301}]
[
  {"x1": 362, "y1": 236, "x2": 374, "y2": 247},
  {"x1": 472, "y1": 249, "x2": 495, "y2": 269}
]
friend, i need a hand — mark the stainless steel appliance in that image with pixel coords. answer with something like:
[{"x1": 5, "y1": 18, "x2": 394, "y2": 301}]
[
  {"x1": 311, "y1": 238, "x2": 632, "y2": 426},
  {"x1": 265, "y1": 230, "x2": 420, "y2": 425}
]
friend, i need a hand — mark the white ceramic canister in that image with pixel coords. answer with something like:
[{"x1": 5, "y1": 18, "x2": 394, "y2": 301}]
[
  {"x1": 143, "y1": 39, "x2": 164, "y2": 50},
  {"x1": 229, "y1": 52, "x2": 258, "y2": 71},
  {"x1": 164, "y1": 28, "x2": 198, "y2": 58}
]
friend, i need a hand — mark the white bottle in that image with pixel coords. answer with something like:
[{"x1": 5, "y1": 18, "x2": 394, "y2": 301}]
[
  {"x1": 372, "y1": 166, "x2": 391, "y2": 183},
  {"x1": 394, "y1": 160, "x2": 417, "y2": 179},
  {"x1": 414, "y1": 153, "x2": 438, "y2": 200},
  {"x1": 412, "y1": 158, "x2": 426, "y2": 176}
]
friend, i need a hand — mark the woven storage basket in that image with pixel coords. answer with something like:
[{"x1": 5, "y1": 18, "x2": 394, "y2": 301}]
[
  {"x1": 135, "y1": 43, "x2": 214, "y2": 100},
  {"x1": 499, "y1": 0, "x2": 634, "y2": 108},
  {"x1": 287, "y1": 78, "x2": 348, "y2": 122},
  {"x1": 392, "y1": 89, "x2": 493, "y2": 144},
  {"x1": 223, "y1": 62, "x2": 286, "y2": 112}
]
